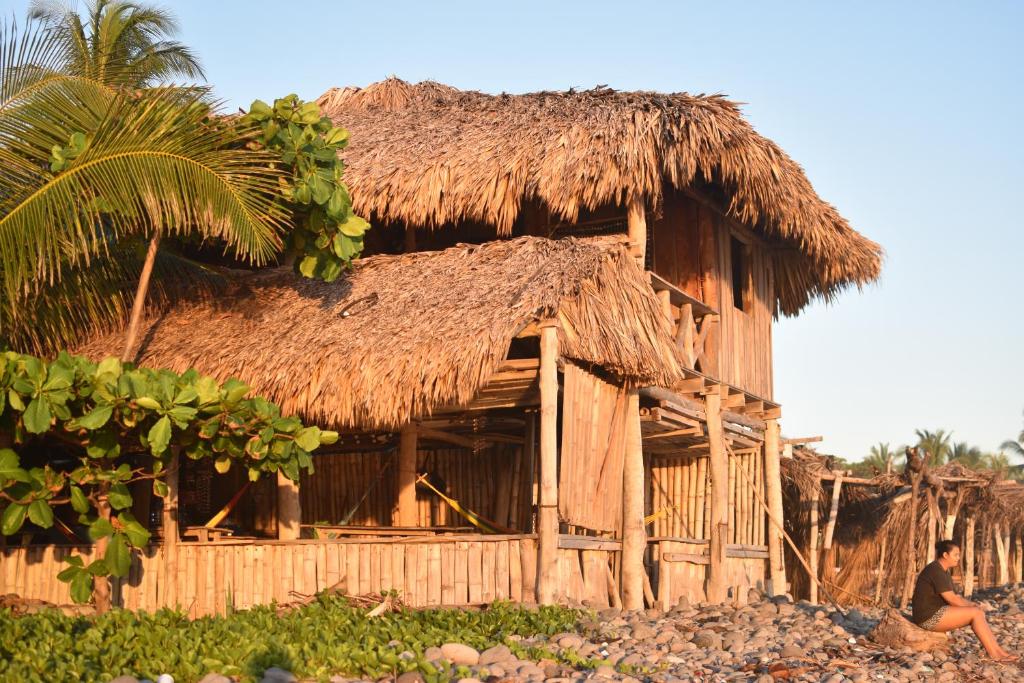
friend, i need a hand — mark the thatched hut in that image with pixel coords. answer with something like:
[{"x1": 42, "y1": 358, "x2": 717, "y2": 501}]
[
  {"x1": 1, "y1": 78, "x2": 882, "y2": 614},
  {"x1": 781, "y1": 448, "x2": 1024, "y2": 608}
]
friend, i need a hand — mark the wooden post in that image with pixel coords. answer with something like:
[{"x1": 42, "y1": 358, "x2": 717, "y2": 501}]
[
  {"x1": 874, "y1": 535, "x2": 888, "y2": 605},
  {"x1": 1014, "y1": 529, "x2": 1024, "y2": 585},
  {"x1": 964, "y1": 516, "x2": 976, "y2": 597},
  {"x1": 677, "y1": 304, "x2": 695, "y2": 369},
  {"x1": 277, "y1": 471, "x2": 301, "y2": 540},
  {"x1": 704, "y1": 389, "x2": 728, "y2": 603},
  {"x1": 926, "y1": 489, "x2": 937, "y2": 564},
  {"x1": 621, "y1": 390, "x2": 645, "y2": 610},
  {"x1": 162, "y1": 451, "x2": 180, "y2": 607},
  {"x1": 808, "y1": 484, "x2": 820, "y2": 605},
  {"x1": 822, "y1": 473, "x2": 842, "y2": 550},
  {"x1": 627, "y1": 199, "x2": 647, "y2": 266},
  {"x1": 899, "y1": 472, "x2": 921, "y2": 609},
  {"x1": 404, "y1": 224, "x2": 417, "y2": 252},
  {"x1": 397, "y1": 424, "x2": 418, "y2": 526},
  {"x1": 536, "y1": 321, "x2": 560, "y2": 604},
  {"x1": 996, "y1": 524, "x2": 1009, "y2": 585},
  {"x1": 765, "y1": 417, "x2": 786, "y2": 598}
]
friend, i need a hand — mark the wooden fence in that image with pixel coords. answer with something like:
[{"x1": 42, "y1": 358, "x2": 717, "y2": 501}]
[{"x1": 0, "y1": 534, "x2": 617, "y2": 617}]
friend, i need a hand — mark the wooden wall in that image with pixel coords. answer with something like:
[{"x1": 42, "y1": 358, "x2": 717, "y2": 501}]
[
  {"x1": 300, "y1": 447, "x2": 533, "y2": 531},
  {"x1": 0, "y1": 536, "x2": 616, "y2": 616},
  {"x1": 649, "y1": 193, "x2": 774, "y2": 399}
]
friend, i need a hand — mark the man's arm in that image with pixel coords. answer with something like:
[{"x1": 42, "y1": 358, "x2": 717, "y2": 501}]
[{"x1": 940, "y1": 590, "x2": 974, "y2": 608}]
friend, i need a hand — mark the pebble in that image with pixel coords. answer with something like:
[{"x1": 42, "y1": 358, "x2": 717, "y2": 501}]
[
  {"x1": 259, "y1": 668, "x2": 296, "y2": 683},
  {"x1": 441, "y1": 642, "x2": 480, "y2": 666}
]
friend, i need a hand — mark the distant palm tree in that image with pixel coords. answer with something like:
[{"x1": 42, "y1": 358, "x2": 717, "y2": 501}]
[
  {"x1": 29, "y1": 0, "x2": 204, "y2": 87},
  {"x1": 863, "y1": 442, "x2": 897, "y2": 473},
  {"x1": 915, "y1": 429, "x2": 953, "y2": 467},
  {"x1": 949, "y1": 441, "x2": 987, "y2": 468},
  {"x1": 1001, "y1": 413, "x2": 1024, "y2": 460}
]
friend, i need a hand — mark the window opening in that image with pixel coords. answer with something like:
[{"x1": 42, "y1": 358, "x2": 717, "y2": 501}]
[{"x1": 731, "y1": 236, "x2": 751, "y2": 311}]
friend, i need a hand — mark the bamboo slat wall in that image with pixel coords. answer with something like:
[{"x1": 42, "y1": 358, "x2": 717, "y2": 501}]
[
  {"x1": 299, "y1": 447, "x2": 532, "y2": 531},
  {"x1": 654, "y1": 539, "x2": 767, "y2": 609},
  {"x1": 0, "y1": 537, "x2": 614, "y2": 617},
  {"x1": 649, "y1": 450, "x2": 766, "y2": 546},
  {"x1": 559, "y1": 363, "x2": 627, "y2": 532}
]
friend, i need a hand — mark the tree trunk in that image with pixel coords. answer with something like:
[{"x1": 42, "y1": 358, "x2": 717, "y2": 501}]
[
  {"x1": 620, "y1": 390, "x2": 645, "y2": 609},
  {"x1": 93, "y1": 495, "x2": 112, "y2": 613},
  {"x1": 121, "y1": 232, "x2": 161, "y2": 362},
  {"x1": 899, "y1": 471, "x2": 922, "y2": 609}
]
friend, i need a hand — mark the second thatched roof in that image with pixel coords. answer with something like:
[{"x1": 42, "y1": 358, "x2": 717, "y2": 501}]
[
  {"x1": 317, "y1": 78, "x2": 883, "y2": 316},
  {"x1": 77, "y1": 236, "x2": 682, "y2": 430}
]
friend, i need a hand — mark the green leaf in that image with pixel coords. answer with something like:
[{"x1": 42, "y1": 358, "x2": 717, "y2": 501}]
[
  {"x1": 76, "y1": 404, "x2": 113, "y2": 430},
  {"x1": 1, "y1": 503, "x2": 27, "y2": 535},
  {"x1": 135, "y1": 396, "x2": 162, "y2": 410},
  {"x1": 214, "y1": 455, "x2": 231, "y2": 474},
  {"x1": 324, "y1": 126, "x2": 349, "y2": 146},
  {"x1": 294, "y1": 426, "x2": 321, "y2": 451},
  {"x1": 70, "y1": 486, "x2": 90, "y2": 514},
  {"x1": 320, "y1": 430, "x2": 339, "y2": 445},
  {"x1": 0, "y1": 449, "x2": 30, "y2": 483},
  {"x1": 298, "y1": 255, "x2": 319, "y2": 278},
  {"x1": 105, "y1": 532, "x2": 131, "y2": 577},
  {"x1": 248, "y1": 468, "x2": 261, "y2": 482},
  {"x1": 96, "y1": 357, "x2": 123, "y2": 377},
  {"x1": 7, "y1": 390, "x2": 24, "y2": 411},
  {"x1": 70, "y1": 571, "x2": 93, "y2": 604},
  {"x1": 153, "y1": 479, "x2": 169, "y2": 497},
  {"x1": 88, "y1": 517, "x2": 114, "y2": 541},
  {"x1": 27, "y1": 500, "x2": 54, "y2": 528},
  {"x1": 147, "y1": 415, "x2": 172, "y2": 455},
  {"x1": 22, "y1": 398, "x2": 52, "y2": 434},
  {"x1": 108, "y1": 483, "x2": 133, "y2": 510},
  {"x1": 118, "y1": 512, "x2": 151, "y2": 548},
  {"x1": 336, "y1": 214, "x2": 370, "y2": 238},
  {"x1": 56, "y1": 564, "x2": 81, "y2": 583}
]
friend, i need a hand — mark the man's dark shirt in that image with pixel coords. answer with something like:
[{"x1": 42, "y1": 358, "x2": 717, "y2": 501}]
[{"x1": 912, "y1": 560, "x2": 955, "y2": 625}]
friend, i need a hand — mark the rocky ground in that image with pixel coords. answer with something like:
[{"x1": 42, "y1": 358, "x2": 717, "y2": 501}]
[{"x1": 113, "y1": 585, "x2": 1024, "y2": 683}]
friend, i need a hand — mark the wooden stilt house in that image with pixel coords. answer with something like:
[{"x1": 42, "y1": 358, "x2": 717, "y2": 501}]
[{"x1": 0, "y1": 78, "x2": 882, "y2": 614}]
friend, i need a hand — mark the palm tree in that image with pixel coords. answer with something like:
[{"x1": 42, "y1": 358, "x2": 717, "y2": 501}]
[
  {"x1": 949, "y1": 441, "x2": 987, "y2": 468},
  {"x1": 0, "y1": 17, "x2": 286, "y2": 356},
  {"x1": 28, "y1": 0, "x2": 203, "y2": 87},
  {"x1": 914, "y1": 429, "x2": 953, "y2": 467},
  {"x1": 1001, "y1": 413, "x2": 1024, "y2": 460}
]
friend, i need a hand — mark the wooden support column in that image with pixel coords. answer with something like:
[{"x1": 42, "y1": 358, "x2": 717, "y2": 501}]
[
  {"x1": 899, "y1": 471, "x2": 922, "y2": 609},
  {"x1": 763, "y1": 419, "x2": 786, "y2": 597},
  {"x1": 536, "y1": 321, "x2": 560, "y2": 604},
  {"x1": 161, "y1": 452, "x2": 180, "y2": 607},
  {"x1": 964, "y1": 516, "x2": 976, "y2": 597},
  {"x1": 996, "y1": 524, "x2": 1009, "y2": 585},
  {"x1": 627, "y1": 199, "x2": 647, "y2": 266},
  {"x1": 277, "y1": 471, "x2": 301, "y2": 540},
  {"x1": 1015, "y1": 530, "x2": 1024, "y2": 585},
  {"x1": 808, "y1": 484, "x2": 820, "y2": 605},
  {"x1": 926, "y1": 489, "x2": 937, "y2": 564},
  {"x1": 621, "y1": 390, "x2": 646, "y2": 610},
  {"x1": 704, "y1": 389, "x2": 728, "y2": 603},
  {"x1": 874, "y1": 536, "x2": 888, "y2": 605},
  {"x1": 822, "y1": 473, "x2": 843, "y2": 550},
  {"x1": 397, "y1": 424, "x2": 418, "y2": 526},
  {"x1": 404, "y1": 225, "x2": 417, "y2": 252}
]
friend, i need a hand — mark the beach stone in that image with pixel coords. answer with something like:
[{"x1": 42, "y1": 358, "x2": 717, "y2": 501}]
[
  {"x1": 197, "y1": 676, "x2": 232, "y2": 683},
  {"x1": 440, "y1": 643, "x2": 480, "y2": 666},
  {"x1": 456, "y1": 679, "x2": 482, "y2": 683},
  {"x1": 395, "y1": 673, "x2": 424, "y2": 683},
  {"x1": 780, "y1": 643, "x2": 803, "y2": 658},
  {"x1": 260, "y1": 668, "x2": 297, "y2": 683},
  {"x1": 156, "y1": 676, "x2": 173, "y2": 683},
  {"x1": 423, "y1": 646, "x2": 443, "y2": 661},
  {"x1": 479, "y1": 645, "x2": 512, "y2": 665},
  {"x1": 557, "y1": 633, "x2": 585, "y2": 649},
  {"x1": 692, "y1": 629, "x2": 722, "y2": 650},
  {"x1": 631, "y1": 623, "x2": 656, "y2": 639},
  {"x1": 594, "y1": 665, "x2": 617, "y2": 677}
]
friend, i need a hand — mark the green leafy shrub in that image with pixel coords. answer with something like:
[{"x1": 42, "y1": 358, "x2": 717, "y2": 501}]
[{"x1": 0, "y1": 598, "x2": 585, "y2": 682}]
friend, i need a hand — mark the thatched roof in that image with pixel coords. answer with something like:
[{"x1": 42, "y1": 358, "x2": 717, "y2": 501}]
[
  {"x1": 77, "y1": 236, "x2": 683, "y2": 430},
  {"x1": 317, "y1": 78, "x2": 883, "y2": 315}
]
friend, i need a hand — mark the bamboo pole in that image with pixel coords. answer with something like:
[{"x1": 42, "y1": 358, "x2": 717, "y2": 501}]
[
  {"x1": 808, "y1": 484, "x2": 820, "y2": 605},
  {"x1": 734, "y1": 454, "x2": 844, "y2": 613},
  {"x1": 1015, "y1": 529, "x2": 1024, "y2": 585},
  {"x1": 763, "y1": 419, "x2": 786, "y2": 596},
  {"x1": 397, "y1": 425, "x2": 418, "y2": 526},
  {"x1": 964, "y1": 516, "x2": 976, "y2": 597},
  {"x1": 996, "y1": 524, "x2": 1009, "y2": 585},
  {"x1": 822, "y1": 473, "x2": 842, "y2": 550},
  {"x1": 277, "y1": 471, "x2": 301, "y2": 540},
  {"x1": 926, "y1": 489, "x2": 937, "y2": 564},
  {"x1": 899, "y1": 471, "x2": 922, "y2": 609},
  {"x1": 874, "y1": 535, "x2": 888, "y2": 605},
  {"x1": 621, "y1": 390, "x2": 646, "y2": 610},
  {"x1": 704, "y1": 390, "x2": 728, "y2": 603},
  {"x1": 536, "y1": 322, "x2": 559, "y2": 604},
  {"x1": 627, "y1": 199, "x2": 647, "y2": 266}
]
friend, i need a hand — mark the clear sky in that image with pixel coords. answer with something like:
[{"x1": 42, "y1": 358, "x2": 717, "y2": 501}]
[{"x1": 7, "y1": 0, "x2": 1022, "y2": 461}]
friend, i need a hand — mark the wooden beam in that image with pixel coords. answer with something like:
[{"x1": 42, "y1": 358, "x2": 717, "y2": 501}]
[
  {"x1": 621, "y1": 390, "x2": 646, "y2": 610},
  {"x1": 704, "y1": 390, "x2": 728, "y2": 603},
  {"x1": 277, "y1": 471, "x2": 301, "y2": 540},
  {"x1": 627, "y1": 199, "x2": 646, "y2": 265},
  {"x1": 822, "y1": 474, "x2": 843, "y2": 550},
  {"x1": 763, "y1": 419, "x2": 786, "y2": 596},
  {"x1": 782, "y1": 436, "x2": 823, "y2": 445},
  {"x1": 964, "y1": 516, "x2": 976, "y2": 597},
  {"x1": 397, "y1": 424, "x2": 418, "y2": 526},
  {"x1": 416, "y1": 427, "x2": 476, "y2": 450},
  {"x1": 809, "y1": 484, "x2": 819, "y2": 604},
  {"x1": 536, "y1": 321, "x2": 560, "y2": 604},
  {"x1": 161, "y1": 450, "x2": 180, "y2": 607}
]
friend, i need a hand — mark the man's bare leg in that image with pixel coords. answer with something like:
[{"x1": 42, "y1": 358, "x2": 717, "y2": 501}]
[{"x1": 931, "y1": 606, "x2": 1017, "y2": 661}]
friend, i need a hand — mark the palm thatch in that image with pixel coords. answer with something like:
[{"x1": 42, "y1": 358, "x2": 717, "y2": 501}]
[
  {"x1": 76, "y1": 235, "x2": 683, "y2": 430},
  {"x1": 317, "y1": 77, "x2": 883, "y2": 315}
]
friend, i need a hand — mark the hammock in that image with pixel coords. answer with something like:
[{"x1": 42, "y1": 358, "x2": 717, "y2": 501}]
[{"x1": 415, "y1": 474, "x2": 515, "y2": 534}]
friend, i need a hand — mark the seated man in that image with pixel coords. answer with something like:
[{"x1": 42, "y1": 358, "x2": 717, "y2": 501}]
[{"x1": 912, "y1": 539, "x2": 1017, "y2": 661}]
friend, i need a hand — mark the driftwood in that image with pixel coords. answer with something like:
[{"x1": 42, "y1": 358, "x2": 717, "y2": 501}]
[
  {"x1": 277, "y1": 581, "x2": 403, "y2": 616},
  {"x1": 868, "y1": 609, "x2": 949, "y2": 652}
]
